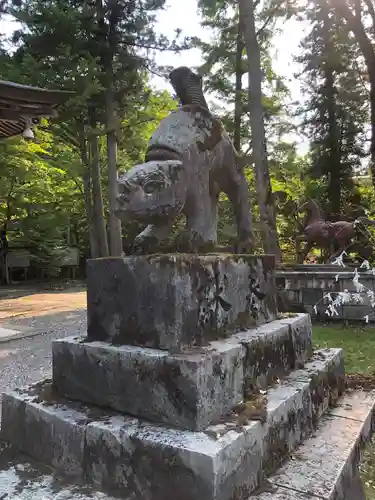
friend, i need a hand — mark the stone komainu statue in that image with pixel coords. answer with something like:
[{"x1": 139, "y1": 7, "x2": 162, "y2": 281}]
[{"x1": 115, "y1": 66, "x2": 253, "y2": 253}]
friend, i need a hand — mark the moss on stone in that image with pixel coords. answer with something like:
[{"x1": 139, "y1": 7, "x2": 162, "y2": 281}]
[
  {"x1": 234, "y1": 393, "x2": 268, "y2": 425},
  {"x1": 263, "y1": 422, "x2": 290, "y2": 476},
  {"x1": 242, "y1": 331, "x2": 294, "y2": 396},
  {"x1": 277, "y1": 312, "x2": 298, "y2": 319}
]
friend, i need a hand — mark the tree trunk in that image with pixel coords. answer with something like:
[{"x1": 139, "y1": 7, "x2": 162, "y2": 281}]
[
  {"x1": 234, "y1": 19, "x2": 244, "y2": 152},
  {"x1": 78, "y1": 122, "x2": 99, "y2": 258},
  {"x1": 0, "y1": 229, "x2": 9, "y2": 285},
  {"x1": 106, "y1": 91, "x2": 123, "y2": 256},
  {"x1": 88, "y1": 110, "x2": 109, "y2": 258},
  {"x1": 370, "y1": 82, "x2": 375, "y2": 182},
  {"x1": 83, "y1": 164, "x2": 99, "y2": 258},
  {"x1": 96, "y1": 0, "x2": 122, "y2": 256},
  {"x1": 239, "y1": 0, "x2": 281, "y2": 260},
  {"x1": 329, "y1": 0, "x2": 375, "y2": 186},
  {"x1": 323, "y1": 8, "x2": 341, "y2": 215}
]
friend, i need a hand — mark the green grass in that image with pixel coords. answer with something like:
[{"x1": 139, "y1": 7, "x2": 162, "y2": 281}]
[
  {"x1": 313, "y1": 324, "x2": 375, "y2": 374},
  {"x1": 313, "y1": 324, "x2": 375, "y2": 498}
]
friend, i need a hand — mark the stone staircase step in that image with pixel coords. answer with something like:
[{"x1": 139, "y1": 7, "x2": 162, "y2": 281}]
[
  {"x1": 52, "y1": 314, "x2": 312, "y2": 431},
  {"x1": 233, "y1": 313, "x2": 312, "y2": 391},
  {"x1": 1, "y1": 348, "x2": 343, "y2": 500},
  {"x1": 250, "y1": 390, "x2": 375, "y2": 499}
]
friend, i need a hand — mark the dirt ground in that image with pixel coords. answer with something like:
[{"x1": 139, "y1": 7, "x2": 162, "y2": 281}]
[{"x1": 0, "y1": 285, "x2": 87, "y2": 321}]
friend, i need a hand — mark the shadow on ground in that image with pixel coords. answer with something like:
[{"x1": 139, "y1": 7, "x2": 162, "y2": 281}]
[{"x1": 0, "y1": 287, "x2": 86, "y2": 326}]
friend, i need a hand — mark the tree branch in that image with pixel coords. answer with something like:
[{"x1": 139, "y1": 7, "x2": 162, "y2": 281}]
[
  {"x1": 70, "y1": 176, "x2": 84, "y2": 195},
  {"x1": 328, "y1": 0, "x2": 375, "y2": 72},
  {"x1": 256, "y1": 15, "x2": 274, "y2": 37}
]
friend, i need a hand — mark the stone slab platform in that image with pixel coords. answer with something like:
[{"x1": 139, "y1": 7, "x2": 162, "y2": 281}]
[
  {"x1": 1, "y1": 348, "x2": 343, "y2": 500},
  {"x1": 252, "y1": 390, "x2": 375, "y2": 499},
  {"x1": 86, "y1": 254, "x2": 277, "y2": 351},
  {"x1": 53, "y1": 315, "x2": 312, "y2": 430}
]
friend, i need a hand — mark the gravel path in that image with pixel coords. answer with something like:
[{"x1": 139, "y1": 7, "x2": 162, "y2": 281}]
[{"x1": 0, "y1": 288, "x2": 87, "y2": 418}]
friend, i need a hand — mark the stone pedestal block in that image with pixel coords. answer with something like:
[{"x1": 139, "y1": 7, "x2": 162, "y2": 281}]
[
  {"x1": 52, "y1": 337, "x2": 244, "y2": 431},
  {"x1": 86, "y1": 254, "x2": 277, "y2": 351},
  {"x1": 53, "y1": 315, "x2": 312, "y2": 430}
]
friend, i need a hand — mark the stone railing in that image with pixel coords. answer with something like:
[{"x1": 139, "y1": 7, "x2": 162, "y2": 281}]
[{"x1": 276, "y1": 264, "x2": 375, "y2": 321}]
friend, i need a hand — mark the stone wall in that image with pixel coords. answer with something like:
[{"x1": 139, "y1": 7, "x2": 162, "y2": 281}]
[{"x1": 276, "y1": 264, "x2": 375, "y2": 322}]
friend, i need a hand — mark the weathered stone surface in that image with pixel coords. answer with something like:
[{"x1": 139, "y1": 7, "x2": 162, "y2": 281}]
[
  {"x1": 1, "y1": 386, "x2": 86, "y2": 477},
  {"x1": 53, "y1": 315, "x2": 311, "y2": 428},
  {"x1": 328, "y1": 389, "x2": 375, "y2": 421},
  {"x1": 343, "y1": 469, "x2": 366, "y2": 500},
  {"x1": 343, "y1": 305, "x2": 369, "y2": 321},
  {"x1": 302, "y1": 287, "x2": 323, "y2": 308},
  {"x1": 260, "y1": 348, "x2": 344, "y2": 475},
  {"x1": 279, "y1": 313, "x2": 313, "y2": 366},
  {"x1": 231, "y1": 321, "x2": 291, "y2": 393},
  {"x1": 253, "y1": 389, "x2": 375, "y2": 500},
  {"x1": 87, "y1": 254, "x2": 277, "y2": 351},
  {"x1": 286, "y1": 348, "x2": 345, "y2": 427},
  {"x1": 227, "y1": 314, "x2": 312, "y2": 392},
  {"x1": 84, "y1": 417, "x2": 226, "y2": 500},
  {"x1": 1, "y1": 348, "x2": 343, "y2": 500},
  {"x1": 52, "y1": 336, "x2": 244, "y2": 431}
]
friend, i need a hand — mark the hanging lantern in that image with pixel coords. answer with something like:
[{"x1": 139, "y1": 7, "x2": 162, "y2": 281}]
[{"x1": 22, "y1": 116, "x2": 34, "y2": 139}]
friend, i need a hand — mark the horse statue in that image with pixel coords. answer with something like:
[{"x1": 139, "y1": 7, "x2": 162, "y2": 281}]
[{"x1": 297, "y1": 198, "x2": 375, "y2": 263}]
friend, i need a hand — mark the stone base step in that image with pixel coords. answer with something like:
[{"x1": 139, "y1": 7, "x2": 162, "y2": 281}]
[
  {"x1": 1, "y1": 348, "x2": 343, "y2": 500},
  {"x1": 251, "y1": 390, "x2": 375, "y2": 499},
  {"x1": 52, "y1": 314, "x2": 312, "y2": 431},
  {"x1": 1, "y1": 389, "x2": 372, "y2": 500},
  {"x1": 0, "y1": 444, "x2": 116, "y2": 499}
]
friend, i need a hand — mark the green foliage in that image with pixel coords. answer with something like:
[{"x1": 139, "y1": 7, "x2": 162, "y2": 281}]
[
  {"x1": 0, "y1": 132, "x2": 78, "y2": 272},
  {"x1": 117, "y1": 88, "x2": 177, "y2": 171},
  {"x1": 195, "y1": 0, "x2": 300, "y2": 255},
  {"x1": 0, "y1": 0, "x2": 181, "y2": 265},
  {"x1": 195, "y1": 0, "x2": 291, "y2": 149},
  {"x1": 0, "y1": 0, "x2": 374, "y2": 265},
  {"x1": 0, "y1": 78, "x2": 175, "y2": 272}
]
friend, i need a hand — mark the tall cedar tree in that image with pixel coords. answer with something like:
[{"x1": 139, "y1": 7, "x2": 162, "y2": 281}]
[
  {"x1": 326, "y1": 0, "x2": 375, "y2": 187},
  {"x1": 298, "y1": 1, "x2": 368, "y2": 216},
  {"x1": 196, "y1": 0, "x2": 293, "y2": 258},
  {"x1": 196, "y1": 0, "x2": 290, "y2": 154}
]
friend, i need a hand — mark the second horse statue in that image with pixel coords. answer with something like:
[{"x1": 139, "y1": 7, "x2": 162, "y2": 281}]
[{"x1": 297, "y1": 198, "x2": 375, "y2": 262}]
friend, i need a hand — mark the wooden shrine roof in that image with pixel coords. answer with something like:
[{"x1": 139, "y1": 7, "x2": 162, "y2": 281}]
[{"x1": 0, "y1": 80, "x2": 73, "y2": 138}]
